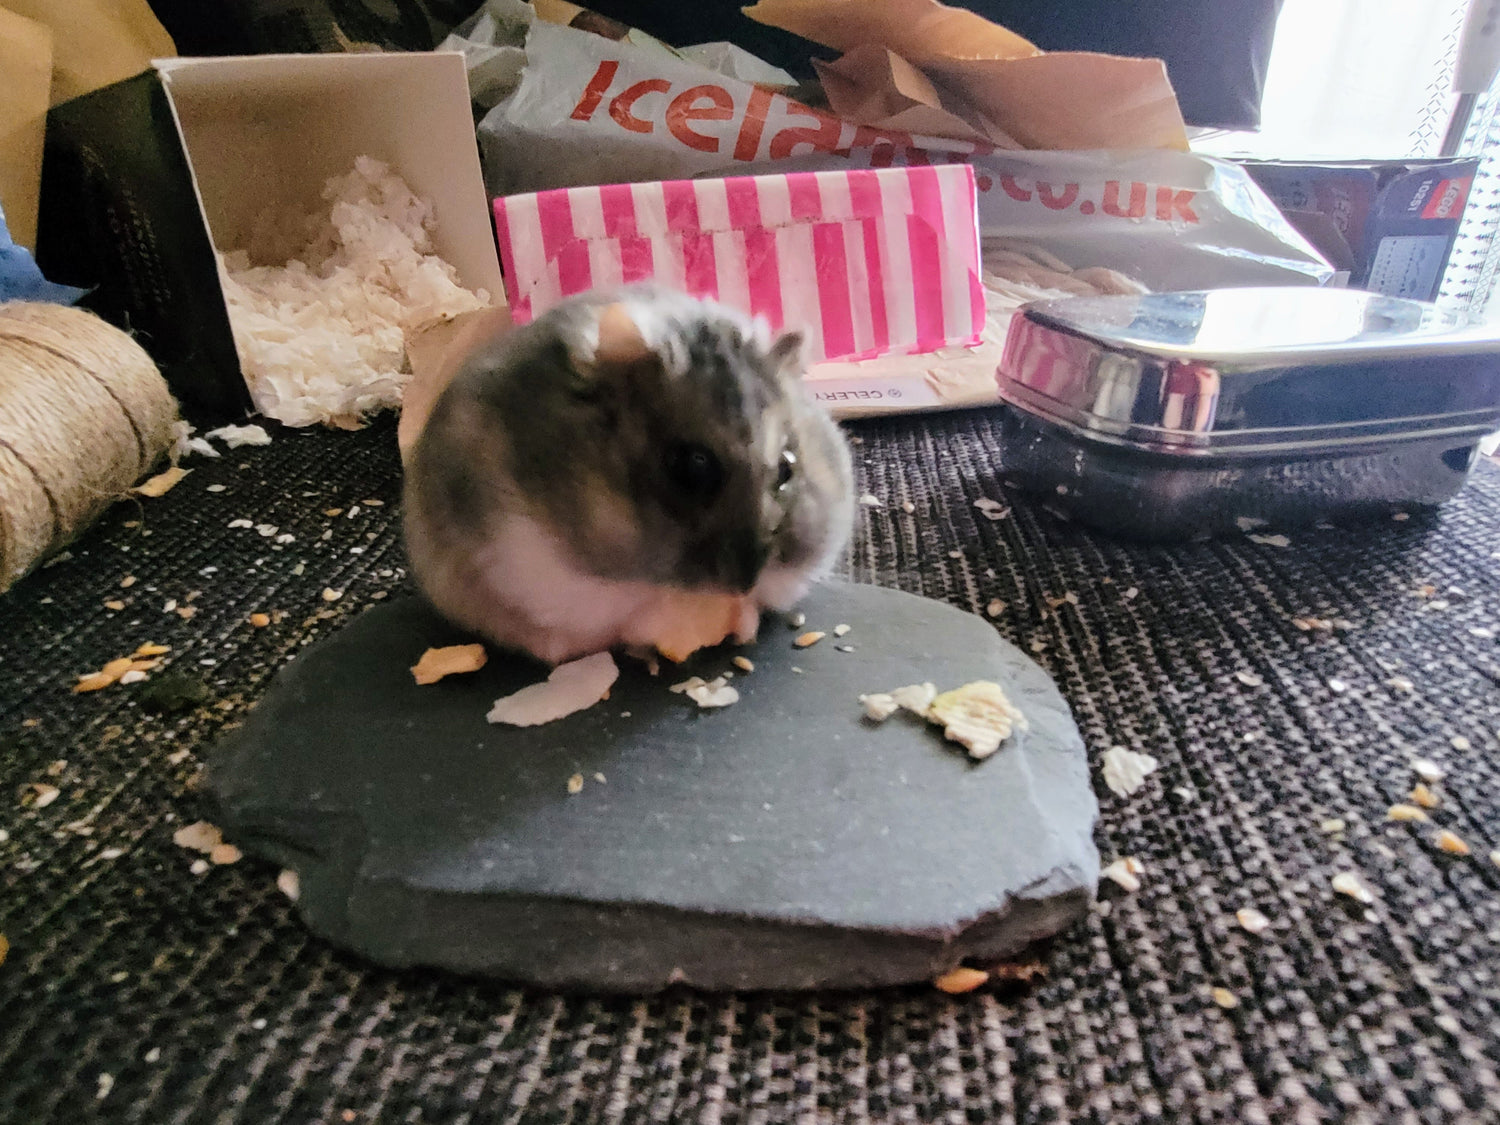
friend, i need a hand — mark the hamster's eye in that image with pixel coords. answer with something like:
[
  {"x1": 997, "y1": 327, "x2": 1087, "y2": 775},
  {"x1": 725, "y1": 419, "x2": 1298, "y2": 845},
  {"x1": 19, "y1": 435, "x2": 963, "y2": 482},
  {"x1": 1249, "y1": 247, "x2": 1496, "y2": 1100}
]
[
  {"x1": 664, "y1": 442, "x2": 725, "y2": 501},
  {"x1": 776, "y1": 449, "x2": 797, "y2": 491}
]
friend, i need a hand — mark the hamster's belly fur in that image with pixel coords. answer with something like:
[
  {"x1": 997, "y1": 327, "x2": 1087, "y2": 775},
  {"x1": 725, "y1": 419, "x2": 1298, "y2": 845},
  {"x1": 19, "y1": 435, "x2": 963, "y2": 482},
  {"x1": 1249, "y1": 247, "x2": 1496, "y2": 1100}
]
[{"x1": 412, "y1": 512, "x2": 763, "y2": 666}]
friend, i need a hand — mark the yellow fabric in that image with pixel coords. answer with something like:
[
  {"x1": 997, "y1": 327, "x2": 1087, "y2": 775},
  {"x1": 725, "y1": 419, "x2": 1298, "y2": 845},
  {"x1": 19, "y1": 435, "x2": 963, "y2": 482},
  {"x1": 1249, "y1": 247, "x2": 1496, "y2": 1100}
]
[
  {"x1": 2, "y1": 0, "x2": 176, "y2": 106},
  {"x1": 0, "y1": 1, "x2": 176, "y2": 250},
  {"x1": 0, "y1": 7, "x2": 52, "y2": 249}
]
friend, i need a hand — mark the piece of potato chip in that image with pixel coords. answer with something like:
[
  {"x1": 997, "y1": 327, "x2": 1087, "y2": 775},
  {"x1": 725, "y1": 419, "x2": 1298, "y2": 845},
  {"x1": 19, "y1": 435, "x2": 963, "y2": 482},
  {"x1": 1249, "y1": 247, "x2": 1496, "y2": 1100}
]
[{"x1": 411, "y1": 643, "x2": 489, "y2": 686}]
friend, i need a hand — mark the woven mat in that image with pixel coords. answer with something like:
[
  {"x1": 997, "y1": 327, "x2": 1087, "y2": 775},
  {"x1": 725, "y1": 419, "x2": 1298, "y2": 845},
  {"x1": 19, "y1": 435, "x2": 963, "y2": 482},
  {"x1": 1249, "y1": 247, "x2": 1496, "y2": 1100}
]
[{"x1": 2, "y1": 409, "x2": 1497, "y2": 1124}]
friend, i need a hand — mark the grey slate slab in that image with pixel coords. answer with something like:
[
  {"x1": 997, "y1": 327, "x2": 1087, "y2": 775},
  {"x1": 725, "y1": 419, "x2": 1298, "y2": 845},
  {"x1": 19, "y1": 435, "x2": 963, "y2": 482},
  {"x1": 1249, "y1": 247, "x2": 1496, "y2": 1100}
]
[{"x1": 205, "y1": 580, "x2": 1099, "y2": 991}]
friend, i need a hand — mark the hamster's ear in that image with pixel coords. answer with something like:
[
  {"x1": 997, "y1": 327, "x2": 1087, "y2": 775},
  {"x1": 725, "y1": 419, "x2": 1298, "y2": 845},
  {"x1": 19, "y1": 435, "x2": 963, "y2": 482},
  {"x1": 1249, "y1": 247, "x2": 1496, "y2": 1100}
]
[
  {"x1": 595, "y1": 302, "x2": 653, "y2": 365},
  {"x1": 563, "y1": 302, "x2": 655, "y2": 386},
  {"x1": 768, "y1": 330, "x2": 805, "y2": 375}
]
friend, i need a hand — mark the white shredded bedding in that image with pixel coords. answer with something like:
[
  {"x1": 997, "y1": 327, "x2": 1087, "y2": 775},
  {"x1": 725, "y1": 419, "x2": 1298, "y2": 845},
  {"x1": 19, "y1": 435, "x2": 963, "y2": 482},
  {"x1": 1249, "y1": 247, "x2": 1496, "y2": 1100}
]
[{"x1": 218, "y1": 156, "x2": 489, "y2": 427}]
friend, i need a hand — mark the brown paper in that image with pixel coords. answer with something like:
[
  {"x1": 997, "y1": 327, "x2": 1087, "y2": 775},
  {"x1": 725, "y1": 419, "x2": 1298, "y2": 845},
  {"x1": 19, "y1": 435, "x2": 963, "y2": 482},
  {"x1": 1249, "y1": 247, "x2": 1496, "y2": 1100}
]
[
  {"x1": 1, "y1": 0, "x2": 175, "y2": 106},
  {"x1": 0, "y1": 7, "x2": 51, "y2": 250},
  {"x1": 744, "y1": 0, "x2": 1038, "y2": 66},
  {"x1": 399, "y1": 305, "x2": 515, "y2": 463},
  {"x1": 814, "y1": 45, "x2": 1018, "y2": 147},
  {"x1": 744, "y1": 0, "x2": 1188, "y2": 151}
]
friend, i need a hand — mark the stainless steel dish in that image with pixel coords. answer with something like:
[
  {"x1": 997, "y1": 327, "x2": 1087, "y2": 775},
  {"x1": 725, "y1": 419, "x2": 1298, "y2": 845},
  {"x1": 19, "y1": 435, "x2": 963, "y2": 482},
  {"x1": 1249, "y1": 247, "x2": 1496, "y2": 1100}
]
[{"x1": 995, "y1": 288, "x2": 1500, "y2": 540}]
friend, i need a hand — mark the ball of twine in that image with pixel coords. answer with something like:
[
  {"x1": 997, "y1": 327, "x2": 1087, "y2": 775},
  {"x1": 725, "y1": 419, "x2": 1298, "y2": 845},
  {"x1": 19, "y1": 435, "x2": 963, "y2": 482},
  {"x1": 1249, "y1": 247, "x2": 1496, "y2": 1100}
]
[{"x1": 0, "y1": 302, "x2": 180, "y2": 592}]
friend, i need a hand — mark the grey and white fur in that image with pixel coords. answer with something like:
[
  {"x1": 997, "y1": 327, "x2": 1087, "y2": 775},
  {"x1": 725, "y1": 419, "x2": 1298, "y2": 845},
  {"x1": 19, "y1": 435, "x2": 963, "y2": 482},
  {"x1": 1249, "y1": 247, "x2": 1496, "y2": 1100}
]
[{"x1": 403, "y1": 285, "x2": 855, "y2": 665}]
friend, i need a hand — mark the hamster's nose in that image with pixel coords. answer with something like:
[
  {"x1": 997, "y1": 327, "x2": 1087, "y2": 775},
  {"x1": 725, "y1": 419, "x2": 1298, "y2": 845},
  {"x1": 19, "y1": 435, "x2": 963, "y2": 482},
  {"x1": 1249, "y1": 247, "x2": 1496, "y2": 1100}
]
[{"x1": 721, "y1": 533, "x2": 769, "y2": 593}]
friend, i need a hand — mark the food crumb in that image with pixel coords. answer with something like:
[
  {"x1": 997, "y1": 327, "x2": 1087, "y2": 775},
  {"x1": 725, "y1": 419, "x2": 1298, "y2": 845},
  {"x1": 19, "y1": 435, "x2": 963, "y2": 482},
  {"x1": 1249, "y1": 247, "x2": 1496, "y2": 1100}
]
[
  {"x1": 120, "y1": 576, "x2": 137, "y2": 588},
  {"x1": 1320, "y1": 818, "x2": 1346, "y2": 834},
  {"x1": 1234, "y1": 670, "x2": 1264, "y2": 687},
  {"x1": 104, "y1": 600, "x2": 125, "y2": 611},
  {"x1": 985, "y1": 599, "x2": 1005, "y2": 618},
  {"x1": 411, "y1": 644, "x2": 488, "y2": 685},
  {"x1": 1236, "y1": 907, "x2": 1270, "y2": 935},
  {"x1": 1331, "y1": 871, "x2": 1374, "y2": 904},
  {"x1": 732, "y1": 656, "x2": 755, "y2": 673},
  {"x1": 1387, "y1": 804, "x2": 1428, "y2": 822},
  {"x1": 21, "y1": 783, "x2": 60, "y2": 809},
  {"x1": 858, "y1": 494, "x2": 882, "y2": 508},
  {"x1": 249, "y1": 613, "x2": 271, "y2": 628},
  {"x1": 900, "y1": 501, "x2": 915, "y2": 513},
  {"x1": 277, "y1": 869, "x2": 301, "y2": 901},
  {"x1": 788, "y1": 612, "x2": 806, "y2": 629},
  {"x1": 1100, "y1": 746, "x2": 1159, "y2": 797},
  {"x1": 1102, "y1": 857, "x2": 1144, "y2": 892},
  {"x1": 209, "y1": 843, "x2": 242, "y2": 865},
  {"x1": 793, "y1": 631, "x2": 825, "y2": 648},
  {"x1": 96, "y1": 1073, "x2": 115, "y2": 1101},
  {"x1": 593, "y1": 772, "x2": 606, "y2": 784},
  {"x1": 1123, "y1": 587, "x2": 1139, "y2": 600},
  {"x1": 1410, "y1": 783, "x2": 1440, "y2": 809},
  {"x1": 1434, "y1": 829, "x2": 1470, "y2": 856},
  {"x1": 173, "y1": 822, "x2": 223, "y2": 852},
  {"x1": 321, "y1": 588, "x2": 343, "y2": 603},
  {"x1": 1211, "y1": 987, "x2": 1239, "y2": 1010},
  {"x1": 189, "y1": 859, "x2": 210, "y2": 876},
  {"x1": 833, "y1": 624, "x2": 851, "y2": 637},
  {"x1": 1451, "y1": 736, "x2": 1472, "y2": 751},
  {"x1": 1412, "y1": 759, "x2": 1445, "y2": 783},
  {"x1": 933, "y1": 967, "x2": 989, "y2": 994},
  {"x1": 566, "y1": 773, "x2": 584, "y2": 795}
]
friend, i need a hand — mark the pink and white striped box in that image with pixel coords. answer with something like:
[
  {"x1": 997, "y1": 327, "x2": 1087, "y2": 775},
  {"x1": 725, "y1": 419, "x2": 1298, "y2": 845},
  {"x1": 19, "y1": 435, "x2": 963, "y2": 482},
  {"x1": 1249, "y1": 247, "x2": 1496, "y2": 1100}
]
[{"x1": 492, "y1": 164, "x2": 985, "y2": 364}]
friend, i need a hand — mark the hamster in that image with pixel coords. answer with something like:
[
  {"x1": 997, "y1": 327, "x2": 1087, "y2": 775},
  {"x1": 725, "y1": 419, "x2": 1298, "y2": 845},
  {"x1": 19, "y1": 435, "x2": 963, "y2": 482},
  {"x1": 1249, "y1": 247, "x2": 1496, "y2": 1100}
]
[{"x1": 403, "y1": 285, "x2": 855, "y2": 666}]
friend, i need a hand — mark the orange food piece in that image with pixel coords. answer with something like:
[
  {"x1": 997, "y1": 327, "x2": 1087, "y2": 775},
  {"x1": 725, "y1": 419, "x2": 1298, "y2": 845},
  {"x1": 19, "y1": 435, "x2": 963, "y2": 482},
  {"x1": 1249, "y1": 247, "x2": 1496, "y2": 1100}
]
[
  {"x1": 637, "y1": 590, "x2": 757, "y2": 663},
  {"x1": 933, "y1": 967, "x2": 990, "y2": 994},
  {"x1": 411, "y1": 643, "x2": 489, "y2": 685}
]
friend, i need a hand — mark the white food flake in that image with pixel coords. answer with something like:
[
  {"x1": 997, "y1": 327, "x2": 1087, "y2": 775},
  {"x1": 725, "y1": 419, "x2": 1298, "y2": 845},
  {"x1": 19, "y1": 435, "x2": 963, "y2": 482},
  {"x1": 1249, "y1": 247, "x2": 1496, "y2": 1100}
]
[
  {"x1": 1248, "y1": 533, "x2": 1291, "y2": 548},
  {"x1": 488, "y1": 652, "x2": 619, "y2": 726},
  {"x1": 1331, "y1": 872, "x2": 1374, "y2": 904},
  {"x1": 206, "y1": 424, "x2": 272, "y2": 448},
  {"x1": 672, "y1": 675, "x2": 740, "y2": 709},
  {"x1": 1100, "y1": 746, "x2": 1159, "y2": 797},
  {"x1": 890, "y1": 682, "x2": 937, "y2": 717},
  {"x1": 833, "y1": 624, "x2": 851, "y2": 637},
  {"x1": 277, "y1": 869, "x2": 301, "y2": 901},
  {"x1": 1236, "y1": 907, "x2": 1270, "y2": 935},
  {"x1": 1234, "y1": 671, "x2": 1264, "y2": 688},
  {"x1": 1450, "y1": 736, "x2": 1471, "y2": 751},
  {"x1": 1102, "y1": 857, "x2": 1144, "y2": 892},
  {"x1": 1411, "y1": 759, "x2": 1445, "y2": 783},
  {"x1": 985, "y1": 599, "x2": 1006, "y2": 618},
  {"x1": 929, "y1": 682, "x2": 1028, "y2": 760},
  {"x1": 566, "y1": 773, "x2": 584, "y2": 795},
  {"x1": 858, "y1": 493, "x2": 882, "y2": 508},
  {"x1": 859, "y1": 692, "x2": 899, "y2": 721},
  {"x1": 1211, "y1": 987, "x2": 1239, "y2": 1010}
]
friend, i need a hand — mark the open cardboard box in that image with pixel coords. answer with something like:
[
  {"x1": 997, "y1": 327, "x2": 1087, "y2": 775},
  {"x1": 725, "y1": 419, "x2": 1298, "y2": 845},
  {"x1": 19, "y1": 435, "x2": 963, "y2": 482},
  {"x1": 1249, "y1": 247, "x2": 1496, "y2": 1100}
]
[{"x1": 36, "y1": 51, "x2": 503, "y2": 424}]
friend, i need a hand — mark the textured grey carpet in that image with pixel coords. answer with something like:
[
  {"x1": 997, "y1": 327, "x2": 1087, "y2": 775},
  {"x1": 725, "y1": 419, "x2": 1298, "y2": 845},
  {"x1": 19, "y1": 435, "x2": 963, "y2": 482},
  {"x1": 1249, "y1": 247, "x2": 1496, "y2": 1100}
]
[{"x1": 1, "y1": 409, "x2": 1498, "y2": 1123}]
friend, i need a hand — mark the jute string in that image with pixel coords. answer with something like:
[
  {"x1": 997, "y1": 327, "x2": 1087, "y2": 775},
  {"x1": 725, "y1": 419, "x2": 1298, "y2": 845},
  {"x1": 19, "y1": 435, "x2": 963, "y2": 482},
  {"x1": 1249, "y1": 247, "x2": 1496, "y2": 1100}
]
[{"x1": 0, "y1": 302, "x2": 180, "y2": 592}]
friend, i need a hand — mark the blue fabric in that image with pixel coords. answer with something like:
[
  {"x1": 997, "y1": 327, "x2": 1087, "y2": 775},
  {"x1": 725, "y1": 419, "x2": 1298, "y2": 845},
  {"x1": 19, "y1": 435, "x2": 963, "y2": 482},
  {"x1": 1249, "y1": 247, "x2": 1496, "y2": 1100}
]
[{"x1": 0, "y1": 203, "x2": 87, "y2": 305}]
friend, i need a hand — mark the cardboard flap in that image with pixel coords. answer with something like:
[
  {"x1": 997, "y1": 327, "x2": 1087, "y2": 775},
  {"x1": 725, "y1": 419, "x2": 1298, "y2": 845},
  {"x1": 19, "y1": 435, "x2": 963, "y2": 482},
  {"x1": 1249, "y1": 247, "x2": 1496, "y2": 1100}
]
[
  {"x1": 745, "y1": 0, "x2": 1188, "y2": 151},
  {"x1": 156, "y1": 52, "x2": 503, "y2": 298}
]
